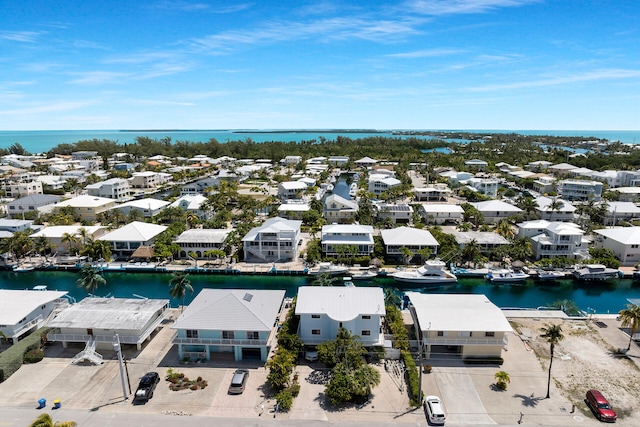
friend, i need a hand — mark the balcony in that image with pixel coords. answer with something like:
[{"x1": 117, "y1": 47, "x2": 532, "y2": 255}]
[
  {"x1": 12, "y1": 314, "x2": 44, "y2": 339},
  {"x1": 425, "y1": 336, "x2": 508, "y2": 346},
  {"x1": 172, "y1": 333, "x2": 267, "y2": 347}
]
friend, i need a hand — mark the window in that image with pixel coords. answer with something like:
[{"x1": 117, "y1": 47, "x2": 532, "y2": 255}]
[
  {"x1": 311, "y1": 329, "x2": 321, "y2": 335},
  {"x1": 361, "y1": 330, "x2": 371, "y2": 336},
  {"x1": 222, "y1": 331, "x2": 235, "y2": 339},
  {"x1": 437, "y1": 331, "x2": 445, "y2": 337},
  {"x1": 485, "y1": 331, "x2": 495, "y2": 337},
  {"x1": 186, "y1": 330, "x2": 198, "y2": 338},
  {"x1": 458, "y1": 331, "x2": 472, "y2": 337},
  {"x1": 361, "y1": 315, "x2": 371, "y2": 320},
  {"x1": 311, "y1": 314, "x2": 320, "y2": 319},
  {"x1": 247, "y1": 331, "x2": 259, "y2": 340}
]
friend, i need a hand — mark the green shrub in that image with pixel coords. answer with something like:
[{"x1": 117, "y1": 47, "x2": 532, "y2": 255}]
[
  {"x1": 289, "y1": 381, "x2": 300, "y2": 397},
  {"x1": 23, "y1": 348, "x2": 44, "y2": 364},
  {"x1": 385, "y1": 305, "x2": 409, "y2": 351},
  {"x1": 402, "y1": 350, "x2": 421, "y2": 406},
  {"x1": 0, "y1": 328, "x2": 50, "y2": 383},
  {"x1": 275, "y1": 388, "x2": 294, "y2": 410}
]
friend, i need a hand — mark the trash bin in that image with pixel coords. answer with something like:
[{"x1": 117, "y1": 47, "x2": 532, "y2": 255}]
[
  {"x1": 38, "y1": 398, "x2": 46, "y2": 409},
  {"x1": 53, "y1": 399, "x2": 61, "y2": 409}
]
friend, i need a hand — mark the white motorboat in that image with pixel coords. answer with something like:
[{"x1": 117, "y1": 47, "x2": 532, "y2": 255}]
[
  {"x1": 391, "y1": 260, "x2": 457, "y2": 285},
  {"x1": 12, "y1": 264, "x2": 35, "y2": 273},
  {"x1": 449, "y1": 263, "x2": 491, "y2": 278},
  {"x1": 536, "y1": 270, "x2": 567, "y2": 281},
  {"x1": 572, "y1": 264, "x2": 621, "y2": 281},
  {"x1": 485, "y1": 269, "x2": 530, "y2": 283},
  {"x1": 307, "y1": 262, "x2": 349, "y2": 276},
  {"x1": 347, "y1": 267, "x2": 378, "y2": 280}
]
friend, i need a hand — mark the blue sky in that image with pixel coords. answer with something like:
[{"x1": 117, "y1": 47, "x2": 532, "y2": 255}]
[{"x1": 1, "y1": 0, "x2": 639, "y2": 130}]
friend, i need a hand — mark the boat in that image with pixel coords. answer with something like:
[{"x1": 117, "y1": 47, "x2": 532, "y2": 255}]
[
  {"x1": 633, "y1": 270, "x2": 640, "y2": 280},
  {"x1": 449, "y1": 263, "x2": 491, "y2": 278},
  {"x1": 485, "y1": 269, "x2": 530, "y2": 283},
  {"x1": 390, "y1": 260, "x2": 457, "y2": 285},
  {"x1": 572, "y1": 264, "x2": 621, "y2": 281},
  {"x1": 342, "y1": 277, "x2": 355, "y2": 287},
  {"x1": 347, "y1": 267, "x2": 378, "y2": 280},
  {"x1": 536, "y1": 270, "x2": 567, "y2": 281},
  {"x1": 13, "y1": 264, "x2": 35, "y2": 273},
  {"x1": 307, "y1": 262, "x2": 349, "y2": 276}
]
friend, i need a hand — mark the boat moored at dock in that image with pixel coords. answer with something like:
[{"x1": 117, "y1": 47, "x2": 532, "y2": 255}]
[{"x1": 390, "y1": 259, "x2": 457, "y2": 285}]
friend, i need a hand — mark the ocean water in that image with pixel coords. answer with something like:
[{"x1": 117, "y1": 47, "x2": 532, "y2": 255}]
[{"x1": 1, "y1": 129, "x2": 639, "y2": 154}]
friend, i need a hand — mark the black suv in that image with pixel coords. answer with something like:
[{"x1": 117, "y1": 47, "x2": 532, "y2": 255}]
[{"x1": 134, "y1": 372, "x2": 160, "y2": 402}]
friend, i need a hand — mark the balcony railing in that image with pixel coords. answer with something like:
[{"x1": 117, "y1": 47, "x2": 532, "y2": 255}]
[
  {"x1": 172, "y1": 333, "x2": 267, "y2": 347},
  {"x1": 424, "y1": 336, "x2": 508, "y2": 346},
  {"x1": 12, "y1": 314, "x2": 44, "y2": 338}
]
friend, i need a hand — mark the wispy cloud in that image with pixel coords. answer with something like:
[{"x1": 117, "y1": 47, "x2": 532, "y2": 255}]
[
  {"x1": 127, "y1": 98, "x2": 196, "y2": 107},
  {"x1": 403, "y1": 0, "x2": 539, "y2": 16},
  {"x1": 0, "y1": 30, "x2": 46, "y2": 43},
  {"x1": 67, "y1": 71, "x2": 130, "y2": 85},
  {"x1": 386, "y1": 48, "x2": 465, "y2": 58},
  {"x1": 0, "y1": 101, "x2": 93, "y2": 116},
  {"x1": 153, "y1": 1, "x2": 251, "y2": 13},
  {"x1": 466, "y1": 68, "x2": 640, "y2": 92}
]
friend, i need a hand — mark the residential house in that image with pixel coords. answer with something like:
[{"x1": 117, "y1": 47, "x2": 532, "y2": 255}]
[
  {"x1": 470, "y1": 200, "x2": 523, "y2": 224},
  {"x1": 86, "y1": 178, "x2": 130, "y2": 200},
  {"x1": 295, "y1": 286, "x2": 385, "y2": 347},
  {"x1": 30, "y1": 225, "x2": 107, "y2": 254},
  {"x1": 328, "y1": 156, "x2": 350, "y2": 166},
  {"x1": 0, "y1": 219, "x2": 33, "y2": 233},
  {"x1": 71, "y1": 151, "x2": 98, "y2": 160},
  {"x1": 7, "y1": 194, "x2": 60, "y2": 218},
  {"x1": 174, "y1": 229, "x2": 231, "y2": 259},
  {"x1": 98, "y1": 221, "x2": 167, "y2": 258},
  {"x1": 280, "y1": 155, "x2": 302, "y2": 165},
  {"x1": 5, "y1": 180, "x2": 43, "y2": 198},
  {"x1": 277, "y1": 202, "x2": 311, "y2": 220},
  {"x1": 467, "y1": 177, "x2": 499, "y2": 198},
  {"x1": 603, "y1": 202, "x2": 640, "y2": 226},
  {"x1": 593, "y1": 227, "x2": 640, "y2": 266},
  {"x1": 439, "y1": 170, "x2": 473, "y2": 183},
  {"x1": 413, "y1": 184, "x2": 451, "y2": 202},
  {"x1": 278, "y1": 181, "x2": 307, "y2": 200},
  {"x1": 406, "y1": 293, "x2": 512, "y2": 361},
  {"x1": 169, "y1": 195, "x2": 212, "y2": 220},
  {"x1": 129, "y1": 171, "x2": 171, "y2": 189},
  {"x1": 616, "y1": 187, "x2": 640, "y2": 203},
  {"x1": 115, "y1": 198, "x2": 170, "y2": 218},
  {"x1": 380, "y1": 226, "x2": 439, "y2": 262},
  {"x1": 35, "y1": 175, "x2": 68, "y2": 191},
  {"x1": 517, "y1": 220, "x2": 587, "y2": 260},
  {"x1": 534, "y1": 196, "x2": 576, "y2": 222},
  {"x1": 464, "y1": 159, "x2": 488, "y2": 170},
  {"x1": 558, "y1": 179, "x2": 603, "y2": 202},
  {"x1": 321, "y1": 224, "x2": 374, "y2": 257},
  {"x1": 0, "y1": 290, "x2": 68, "y2": 344},
  {"x1": 354, "y1": 157, "x2": 378, "y2": 168},
  {"x1": 548, "y1": 163, "x2": 579, "y2": 177},
  {"x1": 526, "y1": 160, "x2": 553, "y2": 172},
  {"x1": 420, "y1": 204, "x2": 464, "y2": 225},
  {"x1": 450, "y1": 231, "x2": 510, "y2": 255},
  {"x1": 53, "y1": 195, "x2": 116, "y2": 222},
  {"x1": 323, "y1": 194, "x2": 358, "y2": 224},
  {"x1": 172, "y1": 289, "x2": 285, "y2": 362},
  {"x1": 532, "y1": 176, "x2": 556, "y2": 194},
  {"x1": 242, "y1": 217, "x2": 302, "y2": 262},
  {"x1": 46, "y1": 297, "x2": 169, "y2": 350},
  {"x1": 180, "y1": 177, "x2": 218, "y2": 196},
  {"x1": 373, "y1": 202, "x2": 413, "y2": 224},
  {"x1": 368, "y1": 174, "x2": 401, "y2": 196}
]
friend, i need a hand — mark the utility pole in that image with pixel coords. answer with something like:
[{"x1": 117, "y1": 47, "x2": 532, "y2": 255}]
[{"x1": 113, "y1": 334, "x2": 129, "y2": 401}]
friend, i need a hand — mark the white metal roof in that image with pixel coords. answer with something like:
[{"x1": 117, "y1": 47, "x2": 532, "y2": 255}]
[
  {"x1": 0, "y1": 290, "x2": 68, "y2": 325},
  {"x1": 594, "y1": 227, "x2": 640, "y2": 245},
  {"x1": 380, "y1": 227, "x2": 439, "y2": 247},
  {"x1": 472, "y1": 200, "x2": 523, "y2": 213},
  {"x1": 117, "y1": 198, "x2": 170, "y2": 210},
  {"x1": 174, "y1": 229, "x2": 231, "y2": 244},
  {"x1": 451, "y1": 231, "x2": 510, "y2": 245},
  {"x1": 420, "y1": 204, "x2": 463, "y2": 213},
  {"x1": 98, "y1": 221, "x2": 167, "y2": 242},
  {"x1": 242, "y1": 217, "x2": 301, "y2": 242},
  {"x1": 172, "y1": 289, "x2": 285, "y2": 332},
  {"x1": 47, "y1": 297, "x2": 169, "y2": 330},
  {"x1": 30, "y1": 225, "x2": 105, "y2": 239},
  {"x1": 295, "y1": 287, "x2": 385, "y2": 321},
  {"x1": 56, "y1": 195, "x2": 115, "y2": 208},
  {"x1": 406, "y1": 293, "x2": 512, "y2": 333}
]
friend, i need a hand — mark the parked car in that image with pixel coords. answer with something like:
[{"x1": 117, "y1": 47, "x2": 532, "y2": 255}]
[
  {"x1": 304, "y1": 350, "x2": 318, "y2": 362},
  {"x1": 424, "y1": 395, "x2": 446, "y2": 425},
  {"x1": 228, "y1": 369, "x2": 249, "y2": 394},
  {"x1": 133, "y1": 372, "x2": 160, "y2": 402},
  {"x1": 586, "y1": 389, "x2": 617, "y2": 422}
]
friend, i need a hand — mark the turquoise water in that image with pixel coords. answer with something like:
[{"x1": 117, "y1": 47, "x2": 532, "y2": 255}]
[
  {"x1": 2, "y1": 129, "x2": 639, "y2": 154},
  {"x1": 2, "y1": 270, "x2": 639, "y2": 314}
]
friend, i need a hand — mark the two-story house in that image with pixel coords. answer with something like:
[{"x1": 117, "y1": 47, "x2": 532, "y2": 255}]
[
  {"x1": 593, "y1": 227, "x2": 640, "y2": 266},
  {"x1": 517, "y1": 220, "x2": 587, "y2": 260},
  {"x1": 419, "y1": 204, "x2": 464, "y2": 225},
  {"x1": 380, "y1": 226, "x2": 439, "y2": 262},
  {"x1": 557, "y1": 179, "x2": 603, "y2": 202},
  {"x1": 471, "y1": 200, "x2": 523, "y2": 224},
  {"x1": 53, "y1": 195, "x2": 116, "y2": 222},
  {"x1": 321, "y1": 224, "x2": 374, "y2": 257},
  {"x1": 277, "y1": 181, "x2": 307, "y2": 200},
  {"x1": 242, "y1": 217, "x2": 302, "y2": 262},
  {"x1": 373, "y1": 202, "x2": 413, "y2": 224},
  {"x1": 172, "y1": 289, "x2": 285, "y2": 362},
  {"x1": 406, "y1": 293, "x2": 512, "y2": 361},
  {"x1": 534, "y1": 196, "x2": 576, "y2": 222},
  {"x1": 368, "y1": 174, "x2": 401, "y2": 196},
  {"x1": 98, "y1": 221, "x2": 167, "y2": 259},
  {"x1": 86, "y1": 178, "x2": 130, "y2": 200},
  {"x1": 323, "y1": 194, "x2": 358, "y2": 224},
  {"x1": 295, "y1": 286, "x2": 385, "y2": 347}
]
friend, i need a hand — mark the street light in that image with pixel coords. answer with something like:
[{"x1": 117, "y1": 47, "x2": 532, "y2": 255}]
[{"x1": 113, "y1": 334, "x2": 129, "y2": 401}]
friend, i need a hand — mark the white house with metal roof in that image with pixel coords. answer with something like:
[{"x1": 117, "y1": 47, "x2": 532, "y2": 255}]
[
  {"x1": 406, "y1": 293, "x2": 512, "y2": 361},
  {"x1": 534, "y1": 196, "x2": 576, "y2": 222},
  {"x1": 112, "y1": 198, "x2": 170, "y2": 218},
  {"x1": 172, "y1": 289, "x2": 286, "y2": 362},
  {"x1": 0, "y1": 289, "x2": 69, "y2": 344},
  {"x1": 323, "y1": 194, "x2": 358, "y2": 224},
  {"x1": 295, "y1": 286, "x2": 385, "y2": 347},
  {"x1": 602, "y1": 202, "x2": 640, "y2": 226},
  {"x1": 450, "y1": 231, "x2": 511, "y2": 255},
  {"x1": 517, "y1": 220, "x2": 587, "y2": 260},
  {"x1": 373, "y1": 202, "x2": 413, "y2": 224},
  {"x1": 98, "y1": 221, "x2": 167, "y2": 258},
  {"x1": 86, "y1": 178, "x2": 130, "y2": 201},
  {"x1": 242, "y1": 217, "x2": 302, "y2": 262},
  {"x1": 419, "y1": 204, "x2": 464, "y2": 225},
  {"x1": 380, "y1": 226, "x2": 439, "y2": 262},
  {"x1": 321, "y1": 224, "x2": 374, "y2": 256},
  {"x1": 46, "y1": 297, "x2": 169, "y2": 350},
  {"x1": 471, "y1": 200, "x2": 523, "y2": 224},
  {"x1": 53, "y1": 195, "x2": 117, "y2": 222},
  {"x1": 169, "y1": 194, "x2": 212, "y2": 220},
  {"x1": 7, "y1": 194, "x2": 61, "y2": 218},
  {"x1": 174, "y1": 228, "x2": 231, "y2": 259},
  {"x1": 593, "y1": 227, "x2": 640, "y2": 266},
  {"x1": 277, "y1": 181, "x2": 308, "y2": 200},
  {"x1": 30, "y1": 225, "x2": 107, "y2": 254}
]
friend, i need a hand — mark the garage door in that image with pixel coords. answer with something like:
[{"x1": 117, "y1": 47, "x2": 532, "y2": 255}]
[{"x1": 241, "y1": 348, "x2": 262, "y2": 360}]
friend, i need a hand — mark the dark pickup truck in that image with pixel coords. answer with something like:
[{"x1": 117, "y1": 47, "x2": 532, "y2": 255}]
[{"x1": 133, "y1": 372, "x2": 160, "y2": 402}]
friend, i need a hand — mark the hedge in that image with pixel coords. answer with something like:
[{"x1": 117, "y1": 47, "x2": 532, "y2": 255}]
[
  {"x1": 402, "y1": 350, "x2": 422, "y2": 406},
  {"x1": 0, "y1": 328, "x2": 50, "y2": 383}
]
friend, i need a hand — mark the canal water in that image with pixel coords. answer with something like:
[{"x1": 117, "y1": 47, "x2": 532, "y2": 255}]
[{"x1": 2, "y1": 271, "x2": 640, "y2": 314}]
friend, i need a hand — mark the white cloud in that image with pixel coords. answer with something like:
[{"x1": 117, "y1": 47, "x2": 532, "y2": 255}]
[
  {"x1": 67, "y1": 71, "x2": 130, "y2": 85},
  {"x1": 386, "y1": 48, "x2": 465, "y2": 58},
  {"x1": 403, "y1": 0, "x2": 539, "y2": 16},
  {"x1": 0, "y1": 31, "x2": 45, "y2": 43}
]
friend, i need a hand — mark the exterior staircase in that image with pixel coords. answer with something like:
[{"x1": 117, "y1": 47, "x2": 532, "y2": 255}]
[{"x1": 72, "y1": 337, "x2": 103, "y2": 365}]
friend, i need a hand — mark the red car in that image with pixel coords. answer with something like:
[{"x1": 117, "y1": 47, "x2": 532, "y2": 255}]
[{"x1": 586, "y1": 389, "x2": 617, "y2": 422}]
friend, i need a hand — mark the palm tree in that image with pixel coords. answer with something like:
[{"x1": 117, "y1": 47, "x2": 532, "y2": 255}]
[
  {"x1": 462, "y1": 239, "x2": 482, "y2": 267},
  {"x1": 28, "y1": 413, "x2": 76, "y2": 427},
  {"x1": 494, "y1": 371, "x2": 510, "y2": 390},
  {"x1": 547, "y1": 197, "x2": 563, "y2": 221},
  {"x1": 384, "y1": 287, "x2": 402, "y2": 308},
  {"x1": 516, "y1": 196, "x2": 539, "y2": 220},
  {"x1": 76, "y1": 264, "x2": 106, "y2": 295},
  {"x1": 495, "y1": 221, "x2": 515, "y2": 240},
  {"x1": 618, "y1": 303, "x2": 640, "y2": 351},
  {"x1": 539, "y1": 323, "x2": 564, "y2": 399},
  {"x1": 61, "y1": 232, "x2": 79, "y2": 255},
  {"x1": 168, "y1": 271, "x2": 193, "y2": 313}
]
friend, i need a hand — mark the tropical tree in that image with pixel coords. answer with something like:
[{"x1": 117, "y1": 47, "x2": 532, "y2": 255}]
[
  {"x1": 168, "y1": 271, "x2": 193, "y2": 313},
  {"x1": 384, "y1": 287, "x2": 402, "y2": 308},
  {"x1": 494, "y1": 371, "x2": 510, "y2": 390},
  {"x1": 28, "y1": 413, "x2": 77, "y2": 427},
  {"x1": 516, "y1": 195, "x2": 538, "y2": 219},
  {"x1": 539, "y1": 323, "x2": 564, "y2": 399},
  {"x1": 312, "y1": 273, "x2": 336, "y2": 287},
  {"x1": 510, "y1": 237, "x2": 533, "y2": 261},
  {"x1": 203, "y1": 249, "x2": 226, "y2": 265},
  {"x1": 399, "y1": 246, "x2": 414, "y2": 265},
  {"x1": 76, "y1": 264, "x2": 106, "y2": 295},
  {"x1": 462, "y1": 239, "x2": 482, "y2": 267},
  {"x1": 61, "y1": 232, "x2": 79, "y2": 255},
  {"x1": 618, "y1": 303, "x2": 640, "y2": 351},
  {"x1": 495, "y1": 221, "x2": 515, "y2": 240},
  {"x1": 547, "y1": 197, "x2": 564, "y2": 221},
  {"x1": 34, "y1": 236, "x2": 55, "y2": 258}
]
